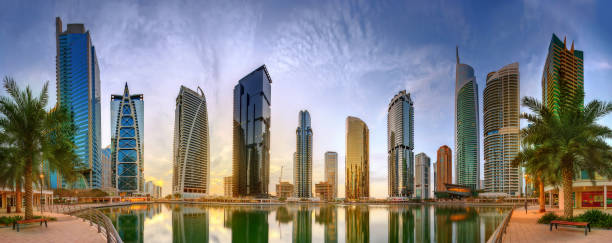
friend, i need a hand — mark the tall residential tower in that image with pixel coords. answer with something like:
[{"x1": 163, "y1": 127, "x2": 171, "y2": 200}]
[
  {"x1": 111, "y1": 84, "x2": 144, "y2": 194},
  {"x1": 345, "y1": 116, "x2": 369, "y2": 200},
  {"x1": 233, "y1": 65, "x2": 272, "y2": 197},
  {"x1": 483, "y1": 63, "x2": 521, "y2": 195},
  {"x1": 294, "y1": 110, "x2": 313, "y2": 198},
  {"x1": 55, "y1": 17, "x2": 102, "y2": 188},
  {"x1": 172, "y1": 86, "x2": 210, "y2": 198},
  {"x1": 387, "y1": 90, "x2": 415, "y2": 198},
  {"x1": 542, "y1": 34, "x2": 584, "y2": 114},
  {"x1": 414, "y1": 153, "x2": 430, "y2": 199},
  {"x1": 454, "y1": 47, "x2": 480, "y2": 190},
  {"x1": 324, "y1": 151, "x2": 338, "y2": 199},
  {"x1": 435, "y1": 145, "x2": 452, "y2": 192}
]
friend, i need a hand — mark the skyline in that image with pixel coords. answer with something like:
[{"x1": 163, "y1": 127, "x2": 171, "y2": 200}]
[{"x1": 2, "y1": 0, "x2": 612, "y2": 197}]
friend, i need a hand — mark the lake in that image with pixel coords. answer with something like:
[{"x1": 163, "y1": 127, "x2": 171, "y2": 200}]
[{"x1": 100, "y1": 203, "x2": 510, "y2": 243}]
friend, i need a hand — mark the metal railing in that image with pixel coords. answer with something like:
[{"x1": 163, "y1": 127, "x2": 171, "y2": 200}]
[
  {"x1": 70, "y1": 208, "x2": 123, "y2": 243},
  {"x1": 487, "y1": 206, "x2": 515, "y2": 243}
]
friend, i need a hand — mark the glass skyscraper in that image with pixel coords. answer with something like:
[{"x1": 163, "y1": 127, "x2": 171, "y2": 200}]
[
  {"x1": 294, "y1": 110, "x2": 313, "y2": 198},
  {"x1": 172, "y1": 86, "x2": 210, "y2": 198},
  {"x1": 345, "y1": 116, "x2": 369, "y2": 200},
  {"x1": 454, "y1": 47, "x2": 480, "y2": 190},
  {"x1": 414, "y1": 153, "x2": 430, "y2": 199},
  {"x1": 435, "y1": 145, "x2": 452, "y2": 192},
  {"x1": 55, "y1": 17, "x2": 102, "y2": 189},
  {"x1": 542, "y1": 34, "x2": 584, "y2": 115},
  {"x1": 483, "y1": 63, "x2": 521, "y2": 195},
  {"x1": 232, "y1": 65, "x2": 272, "y2": 197},
  {"x1": 324, "y1": 151, "x2": 338, "y2": 199},
  {"x1": 111, "y1": 83, "x2": 144, "y2": 195},
  {"x1": 387, "y1": 90, "x2": 415, "y2": 198}
]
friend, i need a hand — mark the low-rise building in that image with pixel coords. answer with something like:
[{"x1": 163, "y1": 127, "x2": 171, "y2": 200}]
[
  {"x1": 315, "y1": 181, "x2": 334, "y2": 201},
  {"x1": 276, "y1": 182, "x2": 294, "y2": 199}
]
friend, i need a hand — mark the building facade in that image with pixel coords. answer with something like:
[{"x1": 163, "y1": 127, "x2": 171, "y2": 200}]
[
  {"x1": 387, "y1": 90, "x2": 415, "y2": 198},
  {"x1": 345, "y1": 116, "x2": 369, "y2": 200},
  {"x1": 324, "y1": 151, "x2": 338, "y2": 199},
  {"x1": 542, "y1": 34, "x2": 584, "y2": 115},
  {"x1": 483, "y1": 63, "x2": 521, "y2": 195},
  {"x1": 101, "y1": 146, "x2": 112, "y2": 189},
  {"x1": 232, "y1": 65, "x2": 272, "y2": 197},
  {"x1": 294, "y1": 110, "x2": 313, "y2": 198},
  {"x1": 276, "y1": 182, "x2": 294, "y2": 199},
  {"x1": 172, "y1": 86, "x2": 210, "y2": 198},
  {"x1": 55, "y1": 17, "x2": 102, "y2": 189},
  {"x1": 455, "y1": 47, "x2": 480, "y2": 190},
  {"x1": 144, "y1": 181, "x2": 161, "y2": 198},
  {"x1": 111, "y1": 84, "x2": 144, "y2": 195},
  {"x1": 315, "y1": 182, "x2": 334, "y2": 201},
  {"x1": 415, "y1": 153, "x2": 430, "y2": 199},
  {"x1": 224, "y1": 176, "x2": 233, "y2": 197},
  {"x1": 435, "y1": 145, "x2": 452, "y2": 192}
]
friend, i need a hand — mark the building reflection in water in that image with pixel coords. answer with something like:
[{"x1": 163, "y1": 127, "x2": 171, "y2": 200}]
[
  {"x1": 315, "y1": 205, "x2": 337, "y2": 243},
  {"x1": 224, "y1": 207, "x2": 270, "y2": 243},
  {"x1": 346, "y1": 205, "x2": 369, "y2": 242},
  {"x1": 275, "y1": 206, "x2": 294, "y2": 224},
  {"x1": 388, "y1": 206, "x2": 414, "y2": 243},
  {"x1": 172, "y1": 205, "x2": 209, "y2": 243},
  {"x1": 293, "y1": 206, "x2": 312, "y2": 243},
  {"x1": 414, "y1": 205, "x2": 431, "y2": 243},
  {"x1": 106, "y1": 204, "x2": 160, "y2": 243}
]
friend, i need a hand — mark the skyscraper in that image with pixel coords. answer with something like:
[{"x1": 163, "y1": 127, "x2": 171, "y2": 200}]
[
  {"x1": 455, "y1": 46, "x2": 480, "y2": 190},
  {"x1": 224, "y1": 176, "x2": 233, "y2": 197},
  {"x1": 294, "y1": 110, "x2": 313, "y2": 198},
  {"x1": 324, "y1": 151, "x2": 338, "y2": 199},
  {"x1": 172, "y1": 86, "x2": 210, "y2": 198},
  {"x1": 387, "y1": 90, "x2": 415, "y2": 198},
  {"x1": 542, "y1": 34, "x2": 584, "y2": 115},
  {"x1": 345, "y1": 116, "x2": 369, "y2": 200},
  {"x1": 483, "y1": 63, "x2": 521, "y2": 195},
  {"x1": 232, "y1": 65, "x2": 272, "y2": 197},
  {"x1": 101, "y1": 146, "x2": 112, "y2": 189},
  {"x1": 55, "y1": 17, "x2": 102, "y2": 189},
  {"x1": 414, "y1": 153, "x2": 430, "y2": 199},
  {"x1": 111, "y1": 84, "x2": 144, "y2": 195},
  {"x1": 435, "y1": 145, "x2": 452, "y2": 192}
]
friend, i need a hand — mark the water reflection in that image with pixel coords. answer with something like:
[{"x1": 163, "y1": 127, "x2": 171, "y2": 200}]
[{"x1": 101, "y1": 204, "x2": 508, "y2": 243}]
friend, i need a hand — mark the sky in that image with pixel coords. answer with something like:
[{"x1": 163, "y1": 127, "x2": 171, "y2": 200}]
[{"x1": 1, "y1": 0, "x2": 611, "y2": 198}]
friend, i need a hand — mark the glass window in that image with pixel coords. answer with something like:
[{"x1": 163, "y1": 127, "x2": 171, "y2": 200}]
[
  {"x1": 122, "y1": 105, "x2": 131, "y2": 114},
  {"x1": 120, "y1": 128, "x2": 135, "y2": 137},
  {"x1": 118, "y1": 163, "x2": 137, "y2": 176},
  {"x1": 121, "y1": 116, "x2": 134, "y2": 126},
  {"x1": 118, "y1": 149, "x2": 137, "y2": 162},
  {"x1": 119, "y1": 139, "x2": 136, "y2": 148},
  {"x1": 118, "y1": 177, "x2": 137, "y2": 190}
]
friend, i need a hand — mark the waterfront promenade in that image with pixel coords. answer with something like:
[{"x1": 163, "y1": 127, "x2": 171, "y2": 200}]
[
  {"x1": 502, "y1": 206, "x2": 612, "y2": 243},
  {"x1": 0, "y1": 212, "x2": 105, "y2": 243}
]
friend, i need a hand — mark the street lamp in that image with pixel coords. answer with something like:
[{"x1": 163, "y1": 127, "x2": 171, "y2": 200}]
[{"x1": 39, "y1": 173, "x2": 44, "y2": 214}]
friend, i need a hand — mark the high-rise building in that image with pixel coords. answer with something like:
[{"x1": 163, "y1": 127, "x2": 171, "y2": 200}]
[
  {"x1": 111, "y1": 84, "x2": 144, "y2": 195},
  {"x1": 324, "y1": 151, "x2": 338, "y2": 199},
  {"x1": 435, "y1": 145, "x2": 452, "y2": 192},
  {"x1": 55, "y1": 17, "x2": 102, "y2": 189},
  {"x1": 414, "y1": 153, "x2": 430, "y2": 199},
  {"x1": 387, "y1": 90, "x2": 415, "y2": 198},
  {"x1": 224, "y1": 176, "x2": 233, "y2": 197},
  {"x1": 542, "y1": 34, "x2": 584, "y2": 115},
  {"x1": 433, "y1": 162, "x2": 437, "y2": 193},
  {"x1": 101, "y1": 146, "x2": 112, "y2": 189},
  {"x1": 172, "y1": 86, "x2": 210, "y2": 198},
  {"x1": 232, "y1": 65, "x2": 272, "y2": 197},
  {"x1": 455, "y1": 46, "x2": 480, "y2": 190},
  {"x1": 294, "y1": 110, "x2": 313, "y2": 198},
  {"x1": 483, "y1": 63, "x2": 521, "y2": 195},
  {"x1": 345, "y1": 116, "x2": 369, "y2": 200}
]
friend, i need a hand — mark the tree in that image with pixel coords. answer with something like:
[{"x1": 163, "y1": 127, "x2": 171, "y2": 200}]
[
  {"x1": 517, "y1": 93, "x2": 612, "y2": 218},
  {"x1": 0, "y1": 77, "x2": 80, "y2": 219},
  {"x1": 513, "y1": 144, "x2": 560, "y2": 213}
]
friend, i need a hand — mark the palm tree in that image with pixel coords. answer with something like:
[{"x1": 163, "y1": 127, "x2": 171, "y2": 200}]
[
  {"x1": 517, "y1": 94, "x2": 612, "y2": 218},
  {"x1": 513, "y1": 145, "x2": 560, "y2": 213},
  {"x1": 0, "y1": 77, "x2": 79, "y2": 219}
]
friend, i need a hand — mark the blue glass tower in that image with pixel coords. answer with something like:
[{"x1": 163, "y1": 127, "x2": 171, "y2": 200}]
[
  {"x1": 55, "y1": 17, "x2": 102, "y2": 189},
  {"x1": 111, "y1": 83, "x2": 144, "y2": 195}
]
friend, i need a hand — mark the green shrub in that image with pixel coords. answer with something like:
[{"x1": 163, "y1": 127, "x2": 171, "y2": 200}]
[
  {"x1": 537, "y1": 212, "x2": 560, "y2": 224},
  {"x1": 0, "y1": 216, "x2": 23, "y2": 225},
  {"x1": 572, "y1": 210, "x2": 612, "y2": 228}
]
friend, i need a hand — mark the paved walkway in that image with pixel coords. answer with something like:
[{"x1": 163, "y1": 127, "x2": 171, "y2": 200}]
[
  {"x1": 0, "y1": 212, "x2": 105, "y2": 243},
  {"x1": 503, "y1": 206, "x2": 612, "y2": 242}
]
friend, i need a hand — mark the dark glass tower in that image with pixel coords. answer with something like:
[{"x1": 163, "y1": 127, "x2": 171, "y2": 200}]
[
  {"x1": 232, "y1": 65, "x2": 272, "y2": 197},
  {"x1": 55, "y1": 17, "x2": 102, "y2": 189}
]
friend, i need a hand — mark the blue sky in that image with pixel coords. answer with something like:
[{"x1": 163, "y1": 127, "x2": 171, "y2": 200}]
[{"x1": 1, "y1": 0, "x2": 611, "y2": 197}]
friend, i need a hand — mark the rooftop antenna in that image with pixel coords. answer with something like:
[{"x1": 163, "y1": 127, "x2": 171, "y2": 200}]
[{"x1": 456, "y1": 46, "x2": 460, "y2": 64}]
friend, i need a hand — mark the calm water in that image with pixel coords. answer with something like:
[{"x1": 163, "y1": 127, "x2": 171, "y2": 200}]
[{"x1": 100, "y1": 203, "x2": 509, "y2": 243}]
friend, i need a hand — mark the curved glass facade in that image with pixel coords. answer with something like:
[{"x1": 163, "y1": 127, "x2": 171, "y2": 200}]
[
  {"x1": 346, "y1": 116, "x2": 369, "y2": 200},
  {"x1": 387, "y1": 90, "x2": 415, "y2": 198},
  {"x1": 455, "y1": 47, "x2": 480, "y2": 190}
]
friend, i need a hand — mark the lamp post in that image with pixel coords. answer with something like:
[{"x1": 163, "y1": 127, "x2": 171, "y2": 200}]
[{"x1": 39, "y1": 173, "x2": 44, "y2": 214}]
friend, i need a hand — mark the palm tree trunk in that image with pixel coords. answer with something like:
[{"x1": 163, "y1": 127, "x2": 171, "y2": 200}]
[
  {"x1": 24, "y1": 157, "x2": 33, "y2": 220},
  {"x1": 562, "y1": 167, "x2": 574, "y2": 218},
  {"x1": 15, "y1": 184, "x2": 22, "y2": 213},
  {"x1": 538, "y1": 177, "x2": 546, "y2": 213}
]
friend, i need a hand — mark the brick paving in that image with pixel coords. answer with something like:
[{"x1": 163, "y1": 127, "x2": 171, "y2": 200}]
[
  {"x1": 0, "y1": 212, "x2": 105, "y2": 243},
  {"x1": 502, "y1": 206, "x2": 612, "y2": 243}
]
